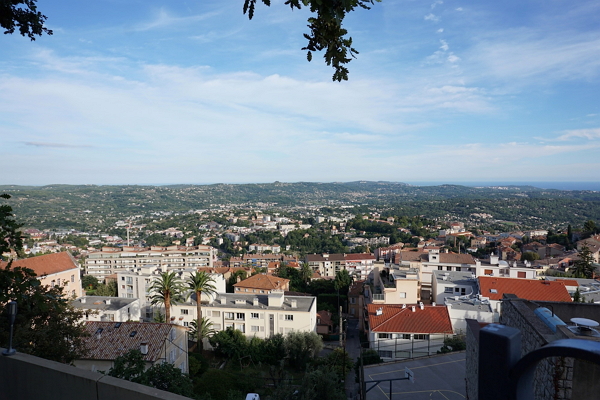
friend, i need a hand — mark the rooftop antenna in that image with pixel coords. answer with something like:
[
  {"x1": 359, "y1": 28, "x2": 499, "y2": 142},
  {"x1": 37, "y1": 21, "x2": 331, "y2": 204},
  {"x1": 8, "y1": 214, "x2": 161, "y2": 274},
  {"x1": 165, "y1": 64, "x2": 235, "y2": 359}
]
[{"x1": 2, "y1": 301, "x2": 17, "y2": 356}]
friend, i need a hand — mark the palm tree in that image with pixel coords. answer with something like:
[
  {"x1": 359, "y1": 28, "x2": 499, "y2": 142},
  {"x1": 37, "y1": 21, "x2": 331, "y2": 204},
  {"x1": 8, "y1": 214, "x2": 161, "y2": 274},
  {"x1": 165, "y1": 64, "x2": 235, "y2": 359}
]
[
  {"x1": 189, "y1": 317, "x2": 216, "y2": 350},
  {"x1": 149, "y1": 271, "x2": 186, "y2": 323},
  {"x1": 187, "y1": 271, "x2": 217, "y2": 325}
]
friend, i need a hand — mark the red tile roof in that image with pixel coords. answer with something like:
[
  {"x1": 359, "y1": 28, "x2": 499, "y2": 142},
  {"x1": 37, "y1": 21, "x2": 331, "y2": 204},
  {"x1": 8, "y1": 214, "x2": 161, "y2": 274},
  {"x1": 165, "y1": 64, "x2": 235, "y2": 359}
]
[
  {"x1": 478, "y1": 276, "x2": 572, "y2": 302},
  {"x1": 80, "y1": 321, "x2": 176, "y2": 362},
  {"x1": 345, "y1": 253, "x2": 375, "y2": 261},
  {"x1": 1, "y1": 252, "x2": 78, "y2": 276},
  {"x1": 367, "y1": 304, "x2": 453, "y2": 334},
  {"x1": 234, "y1": 274, "x2": 289, "y2": 290}
]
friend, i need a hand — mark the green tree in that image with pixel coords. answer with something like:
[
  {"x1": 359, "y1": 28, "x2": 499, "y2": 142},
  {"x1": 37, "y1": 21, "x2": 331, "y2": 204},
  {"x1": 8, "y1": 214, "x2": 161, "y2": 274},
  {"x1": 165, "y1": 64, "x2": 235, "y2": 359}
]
[
  {"x1": 189, "y1": 317, "x2": 216, "y2": 350},
  {"x1": 0, "y1": 195, "x2": 87, "y2": 363},
  {"x1": 573, "y1": 288, "x2": 582, "y2": 303},
  {"x1": 583, "y1": 220, "x2": 598, "y2": 238},
  {"x1": 107, "y1": 349, "x2": 146, "y2": 381},
  {"x1": 0, "y1": 0, "x2": 52, "y2": 40},
  {"x1": 187, "y1": 271, "x2": 217, "y2": 347},
  {"x1": 148, "y1": 271, "x2": 186, "y2": 323},
  {"x1": 284, "y1": 331, "x2": 323, "y2": 370},
  {"x1": 209, "y1": 327, "x2": 249, "y2": 363},
  {"x1": 95, "y1": 280, "x2": 117, "y2": 296},
  {"x1": 522, "y1": 252, "x2": 540, "y2": 262},
  {"x1": 572, "y1": 245, "x2": 596, "y2": 279},
  {"x1": 82, "y1": 275, "x2": 99, "y2": 291}
]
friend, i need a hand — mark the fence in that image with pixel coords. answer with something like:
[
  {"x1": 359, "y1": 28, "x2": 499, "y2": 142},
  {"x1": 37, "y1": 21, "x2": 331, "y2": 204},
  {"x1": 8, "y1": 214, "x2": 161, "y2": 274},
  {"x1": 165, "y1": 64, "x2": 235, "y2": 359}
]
[{"x1": 361, "y1": 334, "x2": 456, "y2": 362}]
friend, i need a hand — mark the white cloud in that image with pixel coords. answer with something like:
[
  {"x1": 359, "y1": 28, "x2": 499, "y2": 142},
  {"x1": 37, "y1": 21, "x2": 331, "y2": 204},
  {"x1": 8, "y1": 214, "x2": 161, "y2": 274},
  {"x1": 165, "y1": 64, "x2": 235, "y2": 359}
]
[
  {"x1": 440, "y1": 40, "x2": 449, "y2": 51},
  {"x1": 431, "y1": 1, "x2": 443, "y2": 9},
  {"x1": 447, "y1": 54, "x2": 461, "y2": 63},
  {"x1": 424, "y1": 14, "x2": 440, "y2": 22},
  {"x1": 554, "y1": 128, "x2": 600, "y2": 141},
  {"x1": 456, "y1": 7, "x2": 463, "y2": 11},
  {"x1": 133, "y1": 8, "x2": 222, "y2": 31},
  {"x1": 437, "y1": 28, "x2": 444, "y2": 33}
]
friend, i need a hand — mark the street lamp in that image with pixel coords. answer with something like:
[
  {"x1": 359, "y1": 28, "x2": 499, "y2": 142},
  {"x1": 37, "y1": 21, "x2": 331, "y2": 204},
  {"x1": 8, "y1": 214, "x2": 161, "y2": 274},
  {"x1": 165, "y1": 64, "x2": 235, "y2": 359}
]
[{"x1": 2, "y1": 301, "x2": 17, "y2": 356}]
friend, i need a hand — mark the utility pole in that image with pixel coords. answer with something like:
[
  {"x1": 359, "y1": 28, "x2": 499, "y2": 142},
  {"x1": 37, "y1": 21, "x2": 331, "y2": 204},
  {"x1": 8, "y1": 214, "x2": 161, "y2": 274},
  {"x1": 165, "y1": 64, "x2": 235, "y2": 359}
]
[{"x1": 339, "y1": 305, "x2": 343, "y2": 348}]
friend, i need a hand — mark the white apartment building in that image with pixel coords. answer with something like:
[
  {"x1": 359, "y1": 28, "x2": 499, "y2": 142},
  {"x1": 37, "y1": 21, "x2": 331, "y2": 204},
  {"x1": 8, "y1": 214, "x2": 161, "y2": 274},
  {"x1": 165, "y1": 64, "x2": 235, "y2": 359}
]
[
  {"x1": 72, "y1": 296, "x2": 141, "y2": 323},
  {"x1": 203, "y1": 291, "x2": 317, "y2": 340},
  {"x1": 116, "y1": 265, "x2": 226, "y2": 321},
  {"x1": 85, "y1": 245, "x2": 215, "y2": 280}
]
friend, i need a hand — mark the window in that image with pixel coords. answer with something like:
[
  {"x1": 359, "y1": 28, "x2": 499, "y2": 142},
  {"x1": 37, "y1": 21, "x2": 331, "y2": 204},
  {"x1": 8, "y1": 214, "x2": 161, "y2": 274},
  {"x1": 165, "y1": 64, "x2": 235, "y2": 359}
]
[
  {"x1": 378, "y1": 333, "x2": 391, "y2": 339},
  {"x1": 398, "y1": 292, "x2": 406, "y2": 298},
  {"x1": 378, "y1": 350, "x2": 393, "y2": 358},
  {"x1": 212, "y1": 311, "x2": 221, "y2": 317},
  {"x1": 51, "y1": 280, "x2": 55, "y2": 287},
  {"x1": 224, "y1": 312, "x2": 234, "y2": 320},
  {"x1": 446, "y1": 266, "x2": 452, "y2": 271},
  {"x1": 456, "y1": 267, "x2": 461, "y2": 272},
  {"x1": 225, "y1": 323, "x2": 234, "y2": 330},
  {"x1": 438, "y1": 266, "x2": 443, "y2": 270},
  {"x1": 285, "y1": 314, "x2": 293, "y2": 321},
  {"x1": 454, "y1": 287, "x2": 460, "y2": 293},
  {"x1": 213, "y1": 323, "x2": 222, "y2": 330},
  {"x1": 490, "y1": 289, "x2": 497, "y2": 294},
  {"x1": 350, "y1": 297, "x2": 356, "y2": 304},
  {"x1": 251, "y1": 313, "x2": 259, "y2": 319},
  {"x1": 236, "y1": 313, "x2": 245, "y2": 321},
  {"x1": 183, "y1": 322, "x2": 189, "y2": 327},
  {"x1": 414, "y1": 334, "x2": 429, "y2": 340},
  {"x1": 444, "y1": 287, "x2": 453, "y2": 293},
  {"x1": 484, "y1": 269, "x2": 493, "y2": 275},
  {"x1": 181, "y1": 309, "x2": 189, "y2": 315},
  {"x1": 402, "y1": 334, "x2": 411, "y2": 339},
  {"x1": 251, "y1": 325, "x2": 260, "y2": 332},
  {"x1": 236, "y1": 324, "x2": 245, "y2": 333}
]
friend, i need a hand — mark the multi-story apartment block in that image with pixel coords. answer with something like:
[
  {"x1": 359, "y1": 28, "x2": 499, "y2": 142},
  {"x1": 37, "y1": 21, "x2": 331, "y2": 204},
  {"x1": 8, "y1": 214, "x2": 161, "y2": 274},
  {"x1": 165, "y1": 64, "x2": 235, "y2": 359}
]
[
  {"x1": 72, "y1": 296, "x2": 141, "y2": 323},
  {"x1": 203, "y1": 291, "x2": 316, "y2": 340},
  {"x1": 85, "y1": 245, "x2": 215, "y2": 280},
  {"x1": 116, "y1": 264, "x2": 225, "y2": 321}
]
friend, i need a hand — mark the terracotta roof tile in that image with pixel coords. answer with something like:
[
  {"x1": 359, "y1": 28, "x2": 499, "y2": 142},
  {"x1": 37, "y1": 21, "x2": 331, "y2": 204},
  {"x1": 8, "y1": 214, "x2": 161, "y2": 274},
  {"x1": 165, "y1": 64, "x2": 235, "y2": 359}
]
[
  {"x1": 478, "y1": 276, "x2": 572, "y2": 302},
  {"x1": 233, "y1": 274, "x2": 289, "y2": 290},
  {"x1": 345, "y1": 253, "x2": 375, "y2": 261},
  {"x1": 1, "y1": 252, "x2": 78, "y2": 276},
  {"x1": 367, "y1": 304, "x2": 453, "y2": 334},
  {"x1": 80, "y1": 321, "x2": 175, "y2": 362}
]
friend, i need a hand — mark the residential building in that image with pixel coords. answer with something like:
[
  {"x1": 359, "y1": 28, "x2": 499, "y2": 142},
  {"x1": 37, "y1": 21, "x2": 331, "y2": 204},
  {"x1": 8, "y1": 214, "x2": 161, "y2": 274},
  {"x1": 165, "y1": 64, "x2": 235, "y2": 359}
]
[
  {"x1": 84, "y1": 245, "x2": 215, "y2": 280},
  {"x1": 72, "y1": 296, "x2": 141, "y2": 323},
  {"x1": 370, "y1": 265, "x2": 421, "y2": 305},
  {"x1": 444, "y1": 296, "x2": 493, "y2": 334},
  {"x1": 305, "y1": 253, "x2": 346, "y2": 277},
  {"x1": 365, "y1": 303, "x2": 453, "y2": 360},
  {"x1": 344, "y1": 253, "x2": 376, "y2": 280},
  {"x1": 316, "y1": 310, "x2": 334, "y2": 335},
  {"x1": 203, "y1": 291, "x2": 317, "y2": 340},
  {"x1": 74, "y1": 321, "x2": 189, "y2": 374},
  {"x1": 348, "y1": 280, "x2": 366, "y2": 323},
  {"x1": 116, "y1": 265, "x2": 225, "y2": 321},
  {"x1": 431, "y1": 270, "x2": 478, "y2": 304},
  {"x1": 1, "y1": 251, "x2": 82, "y2": 298},
  {"x1": 233, "y1": 274, "x2": 290, "y2": 294},
  {"x1": 248, "y1": 243, "x2": 281, "y2": 253}
]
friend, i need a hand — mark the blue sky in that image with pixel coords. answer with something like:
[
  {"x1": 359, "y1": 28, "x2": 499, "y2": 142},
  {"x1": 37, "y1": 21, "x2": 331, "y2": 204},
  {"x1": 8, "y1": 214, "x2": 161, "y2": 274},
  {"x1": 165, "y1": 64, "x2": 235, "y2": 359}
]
[{"x1": 1, "y1": 0, "x2": 599, "y2": 185}]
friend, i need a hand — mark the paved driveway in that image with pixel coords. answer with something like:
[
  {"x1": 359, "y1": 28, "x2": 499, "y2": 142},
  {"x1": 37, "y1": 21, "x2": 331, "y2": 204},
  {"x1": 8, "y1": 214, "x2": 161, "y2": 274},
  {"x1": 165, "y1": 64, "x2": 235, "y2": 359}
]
[{"x1": 363, "y1": 352, "x2": 466, "y2": 400}]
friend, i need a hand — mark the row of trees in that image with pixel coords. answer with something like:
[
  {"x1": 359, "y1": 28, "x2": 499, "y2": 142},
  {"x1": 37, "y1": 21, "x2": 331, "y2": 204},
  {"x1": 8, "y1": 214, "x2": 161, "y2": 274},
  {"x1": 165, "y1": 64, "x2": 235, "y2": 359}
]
[{"x1": 148, "y1": 270, "x2": 218, "y2": 348}]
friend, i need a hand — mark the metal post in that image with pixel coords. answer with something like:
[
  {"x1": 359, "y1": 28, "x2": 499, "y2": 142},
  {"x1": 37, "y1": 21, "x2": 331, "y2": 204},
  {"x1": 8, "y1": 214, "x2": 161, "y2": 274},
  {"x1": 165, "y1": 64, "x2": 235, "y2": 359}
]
[
  {"x1": 2, "y1": 301, "x2": 17, "y2": 356},
  {"x1": 411, "y1": 335, "x2": 414, "y2": 359},
  {"x1": 478, "y1": 324, "x2": 521, "y2": 400},
  {"x1": 389, "y1": 380, "x2": 392, "y2": 400}
]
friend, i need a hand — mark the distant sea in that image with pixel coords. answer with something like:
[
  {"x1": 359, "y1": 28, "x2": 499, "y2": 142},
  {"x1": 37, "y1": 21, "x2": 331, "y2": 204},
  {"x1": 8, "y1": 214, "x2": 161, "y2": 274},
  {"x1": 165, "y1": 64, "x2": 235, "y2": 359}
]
[{"x1": 405, "y1": 182, "x2": 600, "y2": 191}]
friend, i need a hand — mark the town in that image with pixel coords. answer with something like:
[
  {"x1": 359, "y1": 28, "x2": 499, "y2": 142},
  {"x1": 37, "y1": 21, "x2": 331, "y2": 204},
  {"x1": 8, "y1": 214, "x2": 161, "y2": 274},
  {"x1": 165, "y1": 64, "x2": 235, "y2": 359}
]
[{"x1": 2, "y1": 194, "x2": 600, "y2": 400}]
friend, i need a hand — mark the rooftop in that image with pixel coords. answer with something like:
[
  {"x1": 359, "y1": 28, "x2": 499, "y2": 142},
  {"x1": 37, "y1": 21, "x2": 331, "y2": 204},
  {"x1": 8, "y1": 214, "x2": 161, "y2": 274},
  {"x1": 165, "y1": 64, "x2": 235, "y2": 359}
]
[
  {"x1": 478, "y1": 276, "x2": 572, "y2": 302},
  {"x1": 367, "y1": 304, "x2": 453, "y2": 334},
  {"x1": 1, "y1": 251, "x2": 78, "y2": 276}
]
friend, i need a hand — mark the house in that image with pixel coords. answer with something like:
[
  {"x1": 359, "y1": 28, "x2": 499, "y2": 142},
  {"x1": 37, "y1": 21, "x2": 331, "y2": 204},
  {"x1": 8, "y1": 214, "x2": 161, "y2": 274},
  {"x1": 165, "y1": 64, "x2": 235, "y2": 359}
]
[
  {"x1": 1, "y1": 251, "x2": 83, "y2": 298},
  {"x1": 233, "y1": 274, "x2": 290, "y2": 294},
  {"x1": 444, "y1": 296, "x2": 493, "y2": 334},
  {"x1": 477, "y1": 276, "x2": 572, "y2": 318},
  {"x1": 74, "y1": 321, "x2": 189, "y2": 374},
  {"x1": 370, "y1": 265, "x2": 421, "y2": 305},
  {"x1": 366, "y1": 303, "x2": 453, "y2": 360},
  {"x1": 316, "y1": 310, "x2": 334, "y2": 335},
  {"x1": 348, "y1": 280, "x2": 366, "y2": 323},
  {"x1": 203, "y1": 291, "x2": 316, "y2": 339},
  {"x1": 431, "y1": 270, "x2": 478, "y2": 304},
  {"x1": 72, "y1": 296, "x2": 141, "y2": 323}
]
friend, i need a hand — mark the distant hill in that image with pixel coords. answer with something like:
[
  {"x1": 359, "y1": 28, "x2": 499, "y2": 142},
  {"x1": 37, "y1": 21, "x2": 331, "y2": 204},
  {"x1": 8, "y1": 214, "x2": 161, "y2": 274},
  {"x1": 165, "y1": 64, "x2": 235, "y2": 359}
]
[{"x1": 1, "y1": 182, "x2": 599, "y2": 231}]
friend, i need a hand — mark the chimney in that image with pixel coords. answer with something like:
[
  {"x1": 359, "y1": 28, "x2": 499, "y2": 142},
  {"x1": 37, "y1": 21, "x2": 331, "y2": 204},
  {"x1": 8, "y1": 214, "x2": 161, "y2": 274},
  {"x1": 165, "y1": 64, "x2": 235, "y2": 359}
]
[
  {"x1": 140, "y1": 342, "x2": 148, "y2": 355},
  {"x1": 432, "y1": 302, "x2": 436, "y2": 307},
  {"x1": 420, "y1": 304, "x2": 424, "y2": 310},
  {"x1": 291, "y1": 299, "x2": 297, "y2": 309},
  {"x1": 253, "y1": 297, "x2": 259, "y2": 306},
  {"x1": 105, "y1": 299, "x2": 111, "y2": 305},
  {"x1": 268, "y1": 290, "x2": 284, "y2": 307},
  {"x1": 376, "y1": 307, "x2": 383, "y2": 316},
  {"x1": 220, "y1": 297, "x2": 227, "y2": 304},
  {"x1": 81, "y1": 297, "x2": 86, "y2": 304},
  {"x1": 411, "y1": 306, "x2": 416, "y2": 312},
  {"x1": 402, "y1": 304, "x2": 406, "y2": 309}
]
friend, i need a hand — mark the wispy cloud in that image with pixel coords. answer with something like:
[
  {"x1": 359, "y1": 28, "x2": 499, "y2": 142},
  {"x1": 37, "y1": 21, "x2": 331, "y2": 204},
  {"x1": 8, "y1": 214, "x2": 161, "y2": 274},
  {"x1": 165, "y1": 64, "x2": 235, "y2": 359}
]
[
  {"x1": 431, "y1": 1, "x2": 443, "y2": 10},
  {"x1": 25, "y1": 142, "x2": 93, "y2": 148},
  {"x1": 552, "y1": 128, "x2": 600, "y2": 141},
  {"x1": 424, "y1": 14, "x2": 440, "y2": 22},
  {"x1": 134, "y1": 8, "x2": 222, "y2": 31}
]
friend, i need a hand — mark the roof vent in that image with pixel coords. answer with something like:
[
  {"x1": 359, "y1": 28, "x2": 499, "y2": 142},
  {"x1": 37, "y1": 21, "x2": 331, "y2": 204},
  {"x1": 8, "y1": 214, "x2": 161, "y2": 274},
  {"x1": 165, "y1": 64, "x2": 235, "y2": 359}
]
[
  {"x1": 129, "y1": 331, "x2": 137, "y2": 337},
  {"x1": 411, "y1": 306, "x2": 416, "y2": 312},
  {"x1": 253, "y1": 297, "x2": 259, "y2": 306},
  {"x1": 105, "y1": 299, "x2": 111, "y2": 305},
  {"x1": 402, "y1": 304, "x2": 406, "y2": 309},
  {"x1": 140, "y1": 342, "x2": 149, "y2": 355},
  {"x1": 419, "y1": 304, "x2": 424, "y2": 310},
  {"x1": 220, "y1": 297, "x2": 227, "y2": 304},
  {"x1": 291, "y1": 299, "x2": 297, "y2": 308},
  {"x1": 81, "y1": 297, "x2": 87, "y2": 304},
  {"x1": 376, "y1": 307, "x2": 383, "y2": 316},
  {"x1": 432, "y1": 302, "x2": 436, "y2": 307},
  {"x1": 569, "y1": 318, "x2": 600, "y2": 337}
]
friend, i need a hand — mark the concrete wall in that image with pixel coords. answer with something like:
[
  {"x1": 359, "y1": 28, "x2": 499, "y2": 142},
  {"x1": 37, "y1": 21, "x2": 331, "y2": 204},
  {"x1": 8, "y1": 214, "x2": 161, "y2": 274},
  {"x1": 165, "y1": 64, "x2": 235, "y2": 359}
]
[{"x1": 0, "y1": 349, "x2": 192, "y2": 400}]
